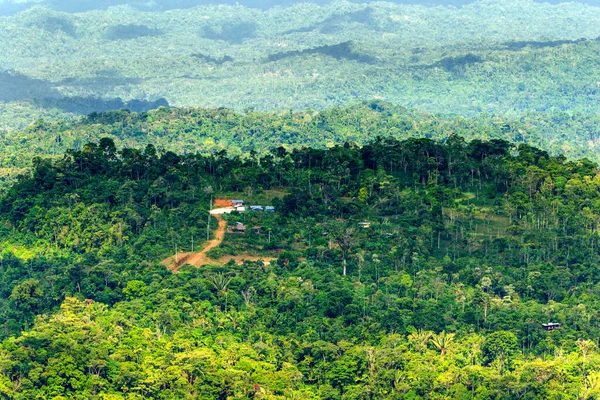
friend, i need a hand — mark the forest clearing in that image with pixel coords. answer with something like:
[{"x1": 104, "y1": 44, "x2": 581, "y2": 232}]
[{"x1": 161, "y1": 201, "x2": 277, "y2": 271}]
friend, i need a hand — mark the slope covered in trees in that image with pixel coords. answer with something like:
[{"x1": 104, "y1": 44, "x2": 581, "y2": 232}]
[
  {"x1": 4, "y1": 102, "x2": 600, "y2": 183},
  {"x1": 2, "y1": 135, "x2": 600, "y2": 397},
  {"x1": 2, "y1": 0, "x2": 600, "y2": 131}
]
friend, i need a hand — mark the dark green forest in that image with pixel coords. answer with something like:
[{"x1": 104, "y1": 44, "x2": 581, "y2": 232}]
[
  {"x1": 4, "y1": 102, "x2": 600, "y2": 183},
  {"x1": 4, "y1": 0, "x2": 600, "y2": 181},
  {"x1": 2, "y1": 133, "x2": 600, "y2": 398}
]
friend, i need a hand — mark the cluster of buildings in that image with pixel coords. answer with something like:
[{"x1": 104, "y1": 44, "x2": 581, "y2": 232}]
[
  {"x1": 231, "y1": 200, "x2": 275, "y2": 213},
  {"x1": 223, "y1": 200, "x2": 273, "y2": 235},
  {"x1": 228, "y1": 222, "x2": 264, "y2": 234}
]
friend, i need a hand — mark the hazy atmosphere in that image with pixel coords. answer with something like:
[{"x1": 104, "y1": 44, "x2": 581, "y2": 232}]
[
  {"x1": 1, "y1": 0, "x2": 600, "y2": 14},
  {"x1": 2, "y1": 0, "x2": 600, "y2": 135}
]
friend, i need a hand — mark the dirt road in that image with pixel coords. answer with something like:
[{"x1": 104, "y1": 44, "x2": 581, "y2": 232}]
[
  {"x1": 185, "y1": 214, "x2": 226, "y2": 266},
  {"x1": 161, "y1": 213, "x2": 277, "y2": 272},
  {"x1": 162, "y1": 214, "x2": 225, "y2": 271}
]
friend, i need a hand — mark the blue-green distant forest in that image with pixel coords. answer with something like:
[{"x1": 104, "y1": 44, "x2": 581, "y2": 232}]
[
  {"x1": 2, "y1": 0, "x2": 600, "y2": 14},
  {"x1": 0, "y1": 0, "x2": 599, "y2": 129},
  {"x1": 2, "y1": 0, "x2": 600, "y2": 166}
]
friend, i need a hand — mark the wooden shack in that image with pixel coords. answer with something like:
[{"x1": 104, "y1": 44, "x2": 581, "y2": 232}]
[{"x1": 229, "y1": 222, "x2": 246, "y2": 233}]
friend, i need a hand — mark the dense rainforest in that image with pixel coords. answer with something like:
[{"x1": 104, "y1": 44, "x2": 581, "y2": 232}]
[
  {"x1": 4, "y1": 0, "x2": 600, "y2": 398},
  {"x1": 4, "y1": 102, "x2": 600, "y2": 184},
  {"x1": 2, "y1": 133, "x2": 600, "y2": 398},
  {"x1": 2, "y1": 0, "x2": 600, "y2": 132}
]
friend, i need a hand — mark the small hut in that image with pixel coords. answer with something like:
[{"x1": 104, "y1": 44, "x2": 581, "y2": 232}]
[
  {"x1": 229, "y1": 222, "x2": 246, "y2": 233},
  {"x1": 542, "y1": 323, "x2": 560, "y2": 331}
]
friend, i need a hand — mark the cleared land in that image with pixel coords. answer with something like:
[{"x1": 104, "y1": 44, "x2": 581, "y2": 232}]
[{"x1": 161, "y1": 202, "x2": 277, "y2": 272}]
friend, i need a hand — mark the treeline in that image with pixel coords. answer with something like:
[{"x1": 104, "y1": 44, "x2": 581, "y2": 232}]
[{"x1": 5, "y1": 102, "x2": 600, "y2": 177}]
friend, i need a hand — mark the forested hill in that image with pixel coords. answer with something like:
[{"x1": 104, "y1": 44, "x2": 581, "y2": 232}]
[
  {"x1": 3, "y1": 135, "x2": 600, "y2": 397},
  {"x1": 3, "y1": 102, "x2": 600, "y2": 181},
  {"x1": 2, "y1": 0, "x2": 600, "y2": 130}
]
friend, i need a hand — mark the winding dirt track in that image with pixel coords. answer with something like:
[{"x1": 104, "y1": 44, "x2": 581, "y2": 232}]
[
  {"x1": 184, "y1": 214, "x2": 227, "y2": 266},
  {"x1": 161, "y1": 213, "x2": 277, "y2": 272},
  {"x1": 162, "y1": 214, "x2": 226, "y2": 272}
]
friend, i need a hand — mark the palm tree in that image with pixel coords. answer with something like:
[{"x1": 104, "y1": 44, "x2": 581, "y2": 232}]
[
  {"x1": 206, "y1": 272, "x2": 234, "y2": 310},
  {"x1": 430, "y1": 331, "x2": 455, "y2": 357},
  {"x1": 408, "y1": 329, "x2": 432, "y2": 352}
]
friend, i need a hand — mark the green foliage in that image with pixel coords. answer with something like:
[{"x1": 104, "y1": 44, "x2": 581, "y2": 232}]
[
  {"x1": 0, "y1": 134, "x2": 599, "y2": 397},
  {"x1": 122, "y1": 280, "x2": 147, "y2": 298},
  {"x1": 5, "y1": 101, "x2": 600, "y2": 182},
  {"x1": 482, "y1": 331, "x2": 519, "y2": 368},
  {"x1": 2, "y1": 0, "x2": 600, "y2": 133},
  {"x1": 7, "y1": 1, "x2": 600, "y2": 397},
  {"x1": 9, "y1": 279, "x2": 42, "y2": 312}
]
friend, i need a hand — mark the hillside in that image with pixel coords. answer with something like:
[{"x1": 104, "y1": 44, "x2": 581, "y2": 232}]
[
  {"x1": 3, "y1": 102, "x2": 600, "y2": 185},
  {"x1": 2, "y1": 0, "x2": 600, "y2": 131},
  {"x1": 2, "y1": 136, "x2": 600, "y2": 397},
  {"x1": 5, "y1": 1, "x2": 600, "y2": 398}
]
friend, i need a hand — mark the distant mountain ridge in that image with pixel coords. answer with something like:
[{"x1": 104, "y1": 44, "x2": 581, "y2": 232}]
[
  {"x1": 2, "y1": 0, "x2": 600, "y2": 139},
  {"x1": 2, "y1": 0, "x2": 600, "y2": 15}
]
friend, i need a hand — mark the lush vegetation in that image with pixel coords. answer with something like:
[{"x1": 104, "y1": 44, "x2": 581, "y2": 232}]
[
  {"x1": 2, "y1": 0, "x2": 600, "y2": 131},
  {"x1": 2, "y1": 135, "x2": 600, "y2": 398},
  {"x1": 4, "y1": 1, "x2": 600, "y2": 398},
  {"x1": 6, "y1": 101, "x2": 600, "y2": 183}
]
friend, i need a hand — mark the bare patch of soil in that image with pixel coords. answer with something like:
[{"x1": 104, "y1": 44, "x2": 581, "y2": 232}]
[{"x1": 161, "y1": 214, "x2": 278, "y2": 272}]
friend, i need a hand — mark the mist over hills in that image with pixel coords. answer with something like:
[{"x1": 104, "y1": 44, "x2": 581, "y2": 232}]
[
  {"x1": 1, "y1": 0, "x2": 600, "y2": 15},
  {"x1": 2, "y1": 0, "x2": 600, "y2": 133}
]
